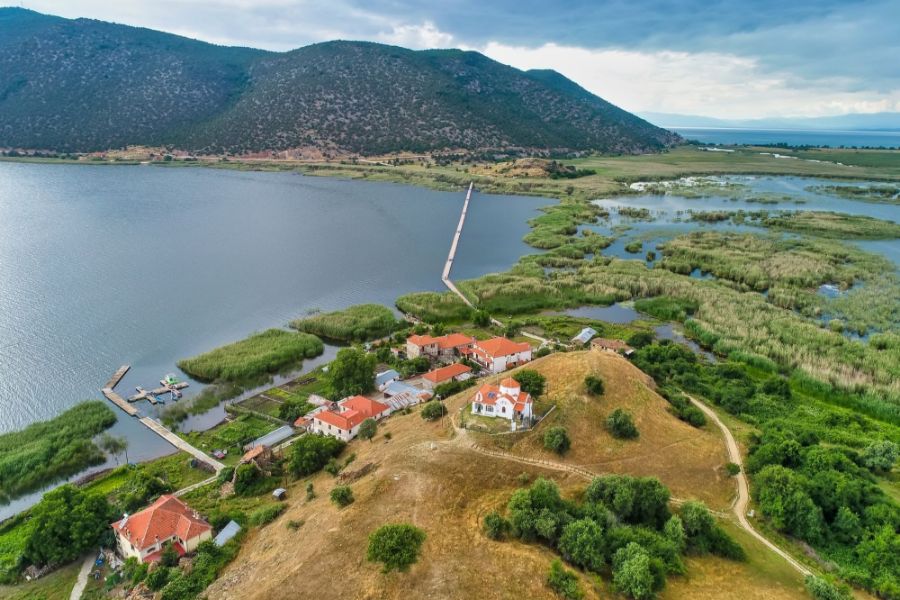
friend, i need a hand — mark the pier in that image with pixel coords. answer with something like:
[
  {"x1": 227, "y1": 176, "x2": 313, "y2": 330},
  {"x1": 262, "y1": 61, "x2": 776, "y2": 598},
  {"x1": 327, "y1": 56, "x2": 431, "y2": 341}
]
[
  {"x1": 441, "y1": 182, "x2": 475, "y2": 308},
  {"x1": 100, "y1": 364, "x2": 139, "y2": 416},
  {"x1": 139, "y1": 417, "x2": 225, "y2": 472},
  {"x1": 128, "y1": 381, "x2": 189, "y2": 403}
]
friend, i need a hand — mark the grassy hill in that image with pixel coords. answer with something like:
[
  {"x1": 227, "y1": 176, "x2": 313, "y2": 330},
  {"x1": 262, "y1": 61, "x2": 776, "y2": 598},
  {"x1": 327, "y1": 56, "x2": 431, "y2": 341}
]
[
  {"x1": 0, "y1": 8, "x2": 678, "y2": 155},
  {"x1": 204, "y1": 351, "x2": 809, "y2": 599}
]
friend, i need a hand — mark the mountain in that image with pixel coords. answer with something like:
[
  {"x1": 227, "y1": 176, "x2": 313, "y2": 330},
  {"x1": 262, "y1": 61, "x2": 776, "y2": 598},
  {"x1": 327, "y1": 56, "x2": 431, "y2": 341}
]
[
  {"x1": 0, "y1": 9, "x2": 678, "y2": 155},
  {"x1": 641, "y1": 111, "x2": 900, "y2": 131}
]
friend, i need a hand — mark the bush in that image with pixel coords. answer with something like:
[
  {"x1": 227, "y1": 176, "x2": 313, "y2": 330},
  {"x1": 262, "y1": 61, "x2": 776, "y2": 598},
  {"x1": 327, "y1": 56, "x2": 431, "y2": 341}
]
[
  {"x1": 249, "y1": 504, "x2": 285, "y2": 527},
  {"x1": 543, "y1": 426, "x2": 571, "y2": 454},
  {"x1": 805, "y1": 575, "x2": 853, "y2": 600},
  {"x1": 606, "y1": 409, "x2": 639, "y2": 439},
  {"x1": 420, "y1": 401, "x2": 447, "y2": 421},
  {"x1": 145, "y1": 566, "x2": 170, "y2": 591},
  {"x1": 483, "y1": 512, "x2": 510, "y2": 540},
  {"x1": 725, "y1": 462, "x2": 741, "y2": 476},
  {"x1": 289, "y1": 435, "x2": 346, "y2": 477},
  {"x1": 358, "y1": 418, "x2": 377, "y2": 442},
  {"x1": 330, "y1": 485, "x2": 354, "y2": 507},
  {"x1": 160, "y1": 542, "x2": 180, "y2": 567},
  {"x1": 613, "y1": 542, "x2": 666, "y2": 600},
  {"x1": 433, "y1": 378, "x2": 476, "y2": 398},
  {"x1": 679, "y1": 405, "x2": 707, "y2": 428},
  {"x1": 366, "y1": 524, "x2": 427, "y2": 572},
  {"x1": 233, "y1": 463, "x2": 262, "y2": 496},
  {"x1": 584, "y1": 375, "x2": 605, "y2": 396},
  {"x1": 324, "y1": 458, "x2": 342, "y2": 476},
  {"x1": 514, "y1": 370, "x2": 546, "y2": 397},
  {"x1": 627, "y1": 331, "x2": 654, "y2": 349},
  {"x1": 547, "y1": 559, "x2": 583, "y2": 600},
  {"x1": 860, "y1": 440, "x2": 898, "y2": 472},
  {"x1": 558, "y1": 518, "x2": 606, "y2": 573}
]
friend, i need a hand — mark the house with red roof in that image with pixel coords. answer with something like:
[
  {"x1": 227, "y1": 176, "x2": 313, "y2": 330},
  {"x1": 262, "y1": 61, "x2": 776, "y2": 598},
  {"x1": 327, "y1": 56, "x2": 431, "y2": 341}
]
[
  {"x1": 310, "y1": 395, "x2": 392, "y2": 441},
  {"x1": 111, "y1": 495, "x2": 212, "y2": 563},
  {"x1": 421, "y1": 362, "x2": 473, "y2": 390},
  {"x1": 406, "y1": 333, "x2": 475, "y2": 360},
  {"x1": 471, "y1": 378, "x2": 533, "y2": 421},
  {"x1": 464, "y1": 337, "x2": 532, "y2": 373}
]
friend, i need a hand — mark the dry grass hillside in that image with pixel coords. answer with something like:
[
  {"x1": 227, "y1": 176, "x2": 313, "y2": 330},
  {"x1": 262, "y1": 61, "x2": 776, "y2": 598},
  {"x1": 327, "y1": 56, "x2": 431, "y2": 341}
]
[
  {"x1": 205, "y1": 351, "x2": 808, "y2": 600},
  {"x1": 456, "y1": 351, "x2": 734, "y2": 509}
]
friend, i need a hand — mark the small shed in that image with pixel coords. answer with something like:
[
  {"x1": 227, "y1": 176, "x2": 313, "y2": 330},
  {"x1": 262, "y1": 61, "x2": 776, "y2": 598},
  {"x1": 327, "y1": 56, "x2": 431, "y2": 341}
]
[
  {"x1": 214, "y1": 520, "x2": 241, "y2": 547},
  {"x1": 572, "y1": 327, "x2": 598, "y2": 346},
  {"x1": 272, "y1": 488, "x2": 287, "y2": 500}
]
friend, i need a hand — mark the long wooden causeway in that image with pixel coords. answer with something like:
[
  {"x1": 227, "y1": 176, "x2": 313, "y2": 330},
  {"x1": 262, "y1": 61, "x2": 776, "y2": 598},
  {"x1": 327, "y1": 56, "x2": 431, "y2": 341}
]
[
  {"x1": 441, "y1": 182, "x2": 477, "y2": 309},
  {"x1": 101, "y1": 364, "x2": 139, "y2": 416},
  {"x1": 139, "y1": 417, "x2": 225, "y2": 472}
]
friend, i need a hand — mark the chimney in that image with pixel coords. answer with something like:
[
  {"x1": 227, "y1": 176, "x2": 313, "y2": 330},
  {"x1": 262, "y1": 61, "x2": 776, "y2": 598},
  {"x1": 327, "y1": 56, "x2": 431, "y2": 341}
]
[{"x1": 120, "y1": 513, "x2": 129, "y2": 529}]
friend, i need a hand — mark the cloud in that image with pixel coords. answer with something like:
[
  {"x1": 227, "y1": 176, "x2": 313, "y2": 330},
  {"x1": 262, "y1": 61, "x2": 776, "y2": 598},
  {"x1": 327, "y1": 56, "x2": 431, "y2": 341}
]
[
  {"x1": 376, "y1": 21, "x2": 455, "y2": 49},
  {"x1": 480, "y1": 42, "x2": 900, "y2": 119}
]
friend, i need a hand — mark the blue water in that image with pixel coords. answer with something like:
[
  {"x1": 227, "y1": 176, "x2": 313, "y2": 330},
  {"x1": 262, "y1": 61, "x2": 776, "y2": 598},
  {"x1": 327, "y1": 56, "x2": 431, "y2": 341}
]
[
  {"x1": 0, "y1": 162, "x2": 548, "y2": 515},
  {"x1": 673, "y1": 127, "x2": 900, "y2": 149}
]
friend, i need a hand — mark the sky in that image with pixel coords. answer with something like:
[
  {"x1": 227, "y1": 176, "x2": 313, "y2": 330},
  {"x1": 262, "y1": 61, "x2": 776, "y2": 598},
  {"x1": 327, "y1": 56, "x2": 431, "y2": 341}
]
[{"x1": 6, "y1": 0, "x2": 900, "y2": 120}]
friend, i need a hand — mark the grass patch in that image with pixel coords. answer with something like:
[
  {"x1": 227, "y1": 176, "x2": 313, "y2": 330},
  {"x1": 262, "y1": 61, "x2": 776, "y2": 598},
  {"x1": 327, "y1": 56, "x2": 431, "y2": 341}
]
[
  {"x1": 177, "y1": 329, "x2": 323, "y2": 383},
  {"x1": 181, "y1": 415, "x2": 277, "y2": 465},
  {"x1": 291, "y1": 304, "x2": 399, "y2": 342},
  {"x1": 395, "y1": 291, "x2": 473, "y2": 323},
  {"x1": 753, "y1": 210, "x2": 900, "y2": 239},
  {"x1": 0, "y1": 401, "x2": 116, "y2": 502}
]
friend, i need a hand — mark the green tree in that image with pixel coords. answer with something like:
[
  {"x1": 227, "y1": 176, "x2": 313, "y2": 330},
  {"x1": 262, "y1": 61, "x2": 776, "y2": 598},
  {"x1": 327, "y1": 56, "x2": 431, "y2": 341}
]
[
  {"x1": 160, "y1": 541, "x2": 180, "y2": 567},
  {"x1": 558, "y1": 518, "x2": 606, "y2": 573},
  {"x1": 366, "y1": 524, "x2": 427, "y2": 572},
  {"x1": 613, "y1": 542, "x2": 664, "y2": 600},
  {"x1": 473, "y1": 310, "x2": 492, "y2": 327},
  {"x1": 754, "y1": 465, "x2": 824, "y2": 542},
  {"x1": 330, "y1": 485, "x2": 354, "y2": 507},
  {"x1": 663, "y1": 515, "x2": 686, "y2": 552},
  {"x1": 24, "y1": 485, "x2": 112, "y2": 566},
  {"x1": 99, "y1": 433, "x2": 128, "y2": 465},
  {"x1": 514, "y1": 369, "x2": 546, "y2": 397},
  {"x1": 547, "y1": 559, "x2": 583, "y2": 600},
  {"x1": 832, "y1": 506, "x2": 861, "y2": 544},
  {"x1": 358, "y1": 418, "x2": 377, "y2": 442},
  {"x1": 325, "y1": 348, "x2": 376, "y2": 399},
  {"x1": 606, "y1": 409, "x2": 639, "y2": 439},
  {"x1": 420, "y1": 401, "x2": 447, "y2": 421},
  {"x1": 288, "y1": 435, "x2": 346, "y2": 477},
  {"x1": 145, "y1": 567, "x2": 170, "y2": 591},
  {"x1": 543, "y1": 426, "x2": 571, "y2": 454},
  {"x1": 584, "y1": 375, "x2": 604, "y2": 396},
  {"x1": 626, "y1": 331, "x2": 654, "y2": 349}
]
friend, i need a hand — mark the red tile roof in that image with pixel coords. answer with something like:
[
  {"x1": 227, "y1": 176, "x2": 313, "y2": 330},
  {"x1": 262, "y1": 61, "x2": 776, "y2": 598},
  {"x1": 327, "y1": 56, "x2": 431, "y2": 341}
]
[
  {"x1": 315, "y1": 408, "x2": 363, "y2": 430},
  {"x1": 500, "y1": 377, "x2": 519, "y2": 388},
  {"x1": 407, "y1": 334, "x2": 437, "y2": 347},
  {"x1": 423, "y1": 363, "x2": 472, "y2": 383},
  {"x1": 241, "y1": 445, "x2": 268, "y2": 463},
  {"x1": 341, "y1": 395, "x2": 391, "y2": 418},
  {"x1": 436, "y1": 333, "x2": 476, "y2": 350},
  {"x1": 475, "y1": 337, "x2": 531, "y2": 358},
  {"x1": 111, "y1": 495, "x2": 211, "y2": 554},
  {"x1": 314, "y1": 396, "x2": 390, "y2": 431}
]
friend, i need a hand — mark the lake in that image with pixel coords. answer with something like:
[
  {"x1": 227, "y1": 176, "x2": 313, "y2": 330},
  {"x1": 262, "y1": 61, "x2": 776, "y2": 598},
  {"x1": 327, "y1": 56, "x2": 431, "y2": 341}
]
[
  {"x1": 0, "y1": 162, "x2": 548, "y2": 513},
  {"x1": 672, "y1": 127, "x2": 900, "y2": 149}
]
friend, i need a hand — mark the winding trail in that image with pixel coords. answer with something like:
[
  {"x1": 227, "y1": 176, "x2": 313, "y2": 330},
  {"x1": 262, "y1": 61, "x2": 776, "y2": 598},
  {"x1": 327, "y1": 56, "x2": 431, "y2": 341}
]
[{"x1": 685, "y1": 393, "x2": 813, "y2": 576}]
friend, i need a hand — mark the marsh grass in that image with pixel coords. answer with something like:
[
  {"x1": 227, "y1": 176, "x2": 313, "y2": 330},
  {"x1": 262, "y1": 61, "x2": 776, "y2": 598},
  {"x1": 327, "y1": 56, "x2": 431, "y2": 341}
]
[
  {"x1": 177, "y1": 329, "x2": 323, "y2": 383},
  {"x1": 291, "y1": 304, "x2": 399, "y2": 342}
]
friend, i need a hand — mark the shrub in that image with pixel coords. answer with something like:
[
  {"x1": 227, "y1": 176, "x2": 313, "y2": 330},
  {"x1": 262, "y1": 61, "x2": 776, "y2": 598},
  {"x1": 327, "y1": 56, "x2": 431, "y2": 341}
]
[
  {"x1": 289, "y1": 435, "x2": 346, "y2": 477},
  {"x1": 358, "y1": 418, "x2": 377, "y2": 442},
  {"x1": 160, "y1": 542, "x2": 180, "y2": 568},
  {"x1": 547, "y1": 559, "x2": 583, "y2": 600},
  {"x1": 860, "y1": 440, "x2": 898, "y2": 472},
  {"x1": 606, "y1": 409, "x2": 639, "y2": 439},
  {"x1": 543, "y1": 426, "x2": 571, "y2": 454},
  {"x1": 249, "y1": 504, "x2": 285, "y2": 526},
  {"x1": 433, "y1": 378, "x2": 476, "y2": 398},
  {"x1": 613, "y1": 542, "x2": 666, "y2": 600},
  {"x1": 145, "y1": 567, "x2": 170, "y2": 591},
  {"x1": 725, "y1": 462, "x2": 741, "y2": 476},
  {"x1": 584, "y1": 375, "x2": 605, "y2": 396},
  {"x1": 286, "y1": 519, "x2": 304, "y2": 531},
  {"x1": 421, "y1": 401, "x2": 447, "y2": 421},
  {"x1": 514, "y1": 370, "x2": 546, "y2": 397},
  {"x1": 366, "y1": 524, "x2": 427, "y2": 572},
  {"x1": 805, "y1": 575, "x2": 853, "y2": 600},
  {"x1": 330, "y1": 485, "x2": 354, "y2": 507},
  {"x1": 324, "y1": 458, "x2": 342, "y2": 476},
  {"x1": 483, "y1": 512, "x2": 510, "y2": 540},
  {"x1": 233, "y1": 463, "x2": 261, "y2": 496},
  {"x1": 679, "y1": 405, "x2": 707, "y2": 427},
  {"x1": 627, "y1": 331, "x2": 654, "y2": 349},
  {"x1": 305, "y1": 482, "x2": 315, "y2": 501}
]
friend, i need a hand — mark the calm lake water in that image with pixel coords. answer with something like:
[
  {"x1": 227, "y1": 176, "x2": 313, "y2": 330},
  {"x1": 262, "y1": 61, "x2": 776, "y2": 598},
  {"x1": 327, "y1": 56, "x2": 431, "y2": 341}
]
[
  {"x1": 0, "y1": 162, "x2": 548, "y2": 514},
  {"x1": 673, "y1": 127, "x2": 900, "y2": 148}
]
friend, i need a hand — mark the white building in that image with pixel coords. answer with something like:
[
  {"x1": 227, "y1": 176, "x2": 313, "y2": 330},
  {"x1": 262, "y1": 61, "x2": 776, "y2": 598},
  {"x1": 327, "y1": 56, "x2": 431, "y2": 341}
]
[
  {"x1": 470, "y1": 378, "x2": 533, "y2": 421},
  {"x1": 464, "y1": 337, "x2": 532, "y2": 374},
  {"x1": 111, "y1": 495, "x2": 212, "y2": 563}
]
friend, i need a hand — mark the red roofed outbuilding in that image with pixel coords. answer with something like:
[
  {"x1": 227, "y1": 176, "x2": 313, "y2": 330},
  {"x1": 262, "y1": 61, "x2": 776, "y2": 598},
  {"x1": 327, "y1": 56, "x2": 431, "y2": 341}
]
[
  {"x1": 111, "y1": 495, "x2": 212, "y2": 563},
  {"x1": 421, "y1": 362, "x2": 473, "y2": 389}
]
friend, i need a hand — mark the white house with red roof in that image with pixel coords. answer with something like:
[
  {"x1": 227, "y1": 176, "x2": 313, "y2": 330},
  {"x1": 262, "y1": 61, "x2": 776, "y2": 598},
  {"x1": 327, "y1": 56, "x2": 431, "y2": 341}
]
[
  {"x1": 464, "y1": 337, "x2": 532, "y2": 373},
  {"x1": 471, "y1": 378, "x2": 533, "y2": 421},
  {"x1": 310, "y1": 395, "x2": 392, "y2": 441},
  {"x1": 421, "y1": 362, "x2": 473, "y2": 390},
  {"x1": 111, "y1": 495, "x2": 212, "y2": 563},
  {"x1": 406, "y1": 333, "x2": 475, "y2": 360}
]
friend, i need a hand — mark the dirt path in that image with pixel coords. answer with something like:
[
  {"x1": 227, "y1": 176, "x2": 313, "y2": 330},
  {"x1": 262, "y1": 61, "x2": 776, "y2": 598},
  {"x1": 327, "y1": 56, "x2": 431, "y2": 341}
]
[
  {"x1": 68, "y1": 553, "x2": 94, "y2": 600},
  {"x1": 685, "y1": 393, "x2": 812, "y2": 577}
]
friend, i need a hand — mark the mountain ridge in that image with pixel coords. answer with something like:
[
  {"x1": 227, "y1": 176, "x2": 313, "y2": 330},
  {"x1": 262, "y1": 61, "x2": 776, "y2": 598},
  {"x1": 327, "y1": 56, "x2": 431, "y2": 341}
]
[{"x1": 0, "y1": 8, "x2": 678, "y2": 155}]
